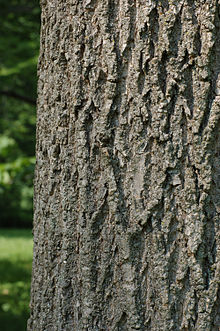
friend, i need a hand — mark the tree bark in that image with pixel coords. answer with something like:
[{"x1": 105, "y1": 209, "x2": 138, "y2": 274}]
[{"x1": 28, "y1": 1, "x2": 220, "y2": 330}]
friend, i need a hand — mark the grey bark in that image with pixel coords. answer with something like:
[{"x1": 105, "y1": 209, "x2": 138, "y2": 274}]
[{"x1": 28, "y1": 1, "x2": 220, "y2": 330}]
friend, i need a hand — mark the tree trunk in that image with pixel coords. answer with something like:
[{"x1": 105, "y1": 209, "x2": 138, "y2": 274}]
[{"x1": 28, "y1": 1, "x2": 220, "y2": 330}]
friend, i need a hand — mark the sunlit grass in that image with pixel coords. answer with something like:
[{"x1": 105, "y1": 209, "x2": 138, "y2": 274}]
[{"x1": 0, "y1": 229, "x2": 33, "y2": 331}]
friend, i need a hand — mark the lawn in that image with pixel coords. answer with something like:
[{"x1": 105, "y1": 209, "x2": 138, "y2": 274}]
[{"x1": 0, "y1": 229, "x2": 33, "y2": 331}]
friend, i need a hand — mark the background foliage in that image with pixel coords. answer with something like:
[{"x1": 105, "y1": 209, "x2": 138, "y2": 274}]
[
  {"x1": 0, "y1": 0, "x2": 40, "y2": 227},
  {"x1": 0, "y1": 229, "x2": 33, "y2": 331}
]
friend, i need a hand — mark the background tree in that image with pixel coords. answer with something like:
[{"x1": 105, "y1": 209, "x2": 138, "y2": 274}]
[
  {"x1": 29, "y1": 1, "x2": 220, "y2": 330},
  {"x1": 0, "y1": 0, "x2": 40, "y2": 227}
]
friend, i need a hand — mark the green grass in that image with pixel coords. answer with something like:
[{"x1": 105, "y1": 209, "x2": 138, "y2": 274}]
[{"x1": 0, "y1": 229, "x2": 33, "y2": 331}]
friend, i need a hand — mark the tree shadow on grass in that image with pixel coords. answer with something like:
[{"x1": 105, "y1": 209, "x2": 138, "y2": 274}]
[
  {"x1": 0, "y1": 258, "x2": 32, "y2": 331},
  {"x1": 0, "y1": 259, "x2": 31, "y2": 283},
  {"x1": 0, "y1": 229, "x2": 32, "y2": 239}
]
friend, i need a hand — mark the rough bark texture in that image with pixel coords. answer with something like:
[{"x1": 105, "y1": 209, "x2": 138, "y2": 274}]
[{"x1": 28, "y1": 1, "x2": 220, "y2": 330}]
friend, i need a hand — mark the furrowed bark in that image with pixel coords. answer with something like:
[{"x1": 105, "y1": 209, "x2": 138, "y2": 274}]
[{"x1": 28, "y1": 1, "x2": 220, "y2": 330}]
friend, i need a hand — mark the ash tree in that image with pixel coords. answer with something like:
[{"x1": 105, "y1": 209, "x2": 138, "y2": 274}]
[{"x1": 28, "y1": 0, "x2": 220, "y2": 330}]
